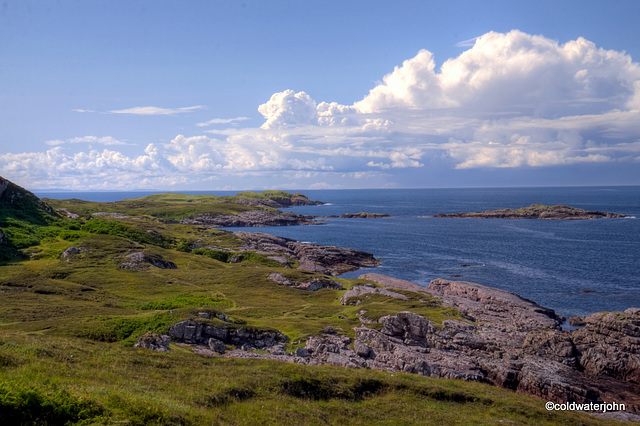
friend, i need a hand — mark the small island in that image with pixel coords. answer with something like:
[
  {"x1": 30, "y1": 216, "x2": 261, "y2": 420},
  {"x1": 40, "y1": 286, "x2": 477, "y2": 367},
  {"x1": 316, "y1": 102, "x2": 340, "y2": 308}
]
[
  {"x1": 340, "y1": 212, "x2": 393, "y2": 219},
  {"x1": 432, "y1": 203, "x2": 628, "y2": 220}
]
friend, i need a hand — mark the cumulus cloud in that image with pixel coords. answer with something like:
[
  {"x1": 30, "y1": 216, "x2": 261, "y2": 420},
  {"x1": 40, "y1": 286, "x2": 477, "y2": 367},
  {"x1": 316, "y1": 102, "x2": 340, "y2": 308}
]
[
  {"x1": 258, "y1": 90, "x2": 318, "y2": 129},
  {"x1": 108, "y1": 105, "x2": 204, "y2": 115},
  {"x1": 355, "y1": 30, "x2": 640, "y2": 118},
  {"x1": 3, "y1": 30, "x2": 640, "y2": 189}
]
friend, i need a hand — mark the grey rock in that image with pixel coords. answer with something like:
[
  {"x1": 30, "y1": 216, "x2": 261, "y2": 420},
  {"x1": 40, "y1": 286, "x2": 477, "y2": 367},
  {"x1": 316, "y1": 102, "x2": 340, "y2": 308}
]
[
  {"x1": 183, "y1": 210, "x2": 316, "y2": 227},
  {"x1": 170, "y1": 320, "x2": 288, "y2": 350},
  {"x1": 295, "y1": 347, "x2": 311, "y2": 357},
  {"x1": 134, "y1": 333, "x2": 171, "y2": 352},
  {"x1": 237, "y1": 232, "x2": 380, "y2": 276},
  {"x1": 268, "y1": 272, "x2": 342, "y2": 291},
  {"x1": 207, "y1": 338, "x2": 226, "y2": 354},
  {"x1": 61, "y1": 246, "x2": 86, "y2": 261},
  {"x1": 340, "y1": 284, "x2": 407, "y2": 305},
  {"x1": 121, "y1": 251, "x2": 177, "y2": 270}
]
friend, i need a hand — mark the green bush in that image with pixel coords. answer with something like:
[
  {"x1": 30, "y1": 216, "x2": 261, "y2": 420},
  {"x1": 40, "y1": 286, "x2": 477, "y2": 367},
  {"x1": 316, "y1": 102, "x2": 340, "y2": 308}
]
[
  {"x1": 79, "y1": 313, "x2": 177, "y2": 344},
  {"x1": 192, "y1": 248, "x2": 232, "y2": 262},
  {"x1": 0, "y1": 382, "x2": 104, "y2": 425},
  {"x1": 81, "y1": 219, "x2": 168, "y2": 247},
  {"x1": 58, "y1": 230, "x2": 87, "y2": 241},
  {"x1": 175, "y1": 239, "x2": 192, "y2": 252}
]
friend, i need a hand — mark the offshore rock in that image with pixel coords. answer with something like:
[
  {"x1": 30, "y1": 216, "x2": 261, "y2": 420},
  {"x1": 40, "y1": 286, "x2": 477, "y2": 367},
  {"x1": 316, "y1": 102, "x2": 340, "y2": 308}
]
[
  {"x1": 432, "y1": 204, "x2": 628, "y2": 220},
  {"x1": 236, "y1": 232, "x2": 380, "y2": 276},
  {"x1": 339, "y1": 212, "x2": 393, "y2": 219}
]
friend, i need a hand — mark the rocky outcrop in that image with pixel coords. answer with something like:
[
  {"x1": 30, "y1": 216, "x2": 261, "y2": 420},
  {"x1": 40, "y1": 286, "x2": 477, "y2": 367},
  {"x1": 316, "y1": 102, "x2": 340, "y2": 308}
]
[
  {"x1": 296, "y1": 277, "x2": 640, "y2": 415},
  {"x1": 120, "y1": 251, "x2": 177, "y2": 270},
  {"x1": 183, "y1": 210, "x2": 316, "y2": 227},
  {"x1": 168, "y1": 275, "x2": 640, "y2": 416},
  {"x1": 235, "y1": 192, "x2": 325, "y2": 208},
  {"x1": 571, "y1": 309, "x2": 640, "y2": 383},
  {"x1": 169, "y1": 320, "x2": 289, "y2": 352},
  {"x1": 340, "y1": 283, "x2": 408, "y2": 304},
  {"x1": 267, "y1": 272, "x2": 342, "y2": 291},
  {"x1": 340, "y1": 212, "x2": 393, "y2": 219},
  {"x1": 432, "y1": 204, "x2": 628, "y2": 220},
  {"x1": 236, "y1": 232, "x2": 380, "y2": 275}
]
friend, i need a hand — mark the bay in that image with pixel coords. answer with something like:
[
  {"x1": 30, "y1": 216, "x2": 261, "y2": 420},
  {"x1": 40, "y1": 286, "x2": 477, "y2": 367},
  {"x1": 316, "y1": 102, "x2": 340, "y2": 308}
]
[{"x1": 37, "y1": 186, "x2": 640, "y2": 318}]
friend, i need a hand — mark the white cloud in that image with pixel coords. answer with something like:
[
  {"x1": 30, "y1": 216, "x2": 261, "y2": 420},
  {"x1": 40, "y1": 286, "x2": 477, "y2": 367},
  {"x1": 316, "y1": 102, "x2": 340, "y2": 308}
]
[
  {"x1": 3, "y1": 30, "x2": 640, "y2": 189},
  {"x1": 355, "y1": 30, "x2": 640, "y2": 117},
  {"x1": 108, "y1": 105, "x2": 204, "y2": 115},
  {"x1": 196, "y1": 117, "x2": 250, "y2": 127},
  {"x1": 45, "y1": 136, "x2": 130, "y2": 146},
  {"x1": 258, "y1": 90, "x2": 318, "y2": 129}
]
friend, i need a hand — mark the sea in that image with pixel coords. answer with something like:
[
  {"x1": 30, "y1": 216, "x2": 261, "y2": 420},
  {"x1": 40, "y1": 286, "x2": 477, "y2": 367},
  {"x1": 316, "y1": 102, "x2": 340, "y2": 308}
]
[{"x1": 36, "y1": 186, "x2": 640, "y2": 320}]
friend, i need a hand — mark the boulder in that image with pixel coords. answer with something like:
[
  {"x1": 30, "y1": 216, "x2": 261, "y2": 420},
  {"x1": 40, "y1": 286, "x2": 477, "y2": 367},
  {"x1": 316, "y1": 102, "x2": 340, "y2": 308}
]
[
  {"x1": 267, "y1": 272, "x2": 342, "y2": 291},
  {"x1": 134, "y1": 333, "x2": 171, "y2": 352},
  {"x1": 121, "y1": 251, "x2": 177, "y2": 270},
  {"x1": 61, "y1": 246, "x2": 86, "y2": 261}
]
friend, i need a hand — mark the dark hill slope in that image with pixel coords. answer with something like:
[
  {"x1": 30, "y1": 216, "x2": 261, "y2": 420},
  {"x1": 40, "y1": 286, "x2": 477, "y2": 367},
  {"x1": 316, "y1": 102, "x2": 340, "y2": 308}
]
[{"x1": 0, "y1": 176, "x2": 59, "y2": 225}]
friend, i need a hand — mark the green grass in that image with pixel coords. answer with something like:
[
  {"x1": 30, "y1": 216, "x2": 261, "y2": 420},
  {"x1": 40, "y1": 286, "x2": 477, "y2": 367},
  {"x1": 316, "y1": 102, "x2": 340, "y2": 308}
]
[
  {"x1": 0, "y1": 188, "x2": 624, "y2": 424},
  {"x1": 132, "y1": 293, "x2": 233, "y2": 310},
  {"x1": 0, "y1": 335, "x2": 613, "y2": 425}
]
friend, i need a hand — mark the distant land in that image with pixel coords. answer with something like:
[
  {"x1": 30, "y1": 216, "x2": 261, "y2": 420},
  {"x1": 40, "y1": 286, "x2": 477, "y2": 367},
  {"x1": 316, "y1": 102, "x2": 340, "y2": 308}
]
[{"x1": 432, "y1": 204, "x2": 628, "y2": 220}]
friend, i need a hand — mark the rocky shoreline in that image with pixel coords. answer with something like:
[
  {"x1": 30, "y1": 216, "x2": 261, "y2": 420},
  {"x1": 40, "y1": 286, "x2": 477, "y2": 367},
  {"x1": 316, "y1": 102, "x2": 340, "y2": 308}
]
[
  {"x1": 433, "y1": 204, "x2": 628, "y2": 220},
  {"x1": 235, "y1": 231, "x2": 381, "y2": 275},
  {"x1": 181, "y1": 210, "x2": 317, "y2": 227},
  {"x1": 157, "y1": 271, "x2": 640, "y2": 419}
]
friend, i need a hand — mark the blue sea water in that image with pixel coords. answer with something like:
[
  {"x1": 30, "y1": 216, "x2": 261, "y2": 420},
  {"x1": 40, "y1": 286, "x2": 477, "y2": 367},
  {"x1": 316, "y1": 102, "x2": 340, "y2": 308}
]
[{"x1": 37, "y1": 187, "x2": 640, "y2": 318}]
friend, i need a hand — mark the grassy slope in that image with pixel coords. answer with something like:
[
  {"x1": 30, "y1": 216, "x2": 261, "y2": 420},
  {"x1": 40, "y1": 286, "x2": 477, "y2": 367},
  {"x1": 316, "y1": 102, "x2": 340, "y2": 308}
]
[
  {"x1": 41, "y1": 189, "x2": 307, "y2": 221},
  {"x1": 0, "y1": 192, "x2": 618, "y2": 425}
]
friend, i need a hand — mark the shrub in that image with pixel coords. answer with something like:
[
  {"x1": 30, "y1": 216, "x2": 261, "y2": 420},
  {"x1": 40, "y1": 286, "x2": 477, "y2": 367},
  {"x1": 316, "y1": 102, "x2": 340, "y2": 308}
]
[
  {"x1": 79, "y1": 312, "x2": 177, "y2": 344},
  {"x1": 81, "y1": 219, "x2": 168, "y2": 247},
  {"x1": 0, "y1": 382, "x2": 104, "y2": 425},
  {"x1": 192, "y1": 248, "x2": 232, "y2": 262}
]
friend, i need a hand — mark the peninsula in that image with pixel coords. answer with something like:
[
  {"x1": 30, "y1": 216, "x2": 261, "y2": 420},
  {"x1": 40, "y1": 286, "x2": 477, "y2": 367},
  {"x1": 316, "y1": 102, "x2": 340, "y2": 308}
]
[
  {"x1": 0, "y1": 176, "x2": 637, "y2": 424},
  {"x1": 432, "y1": 204, "x2": 628, "y2": 220}
]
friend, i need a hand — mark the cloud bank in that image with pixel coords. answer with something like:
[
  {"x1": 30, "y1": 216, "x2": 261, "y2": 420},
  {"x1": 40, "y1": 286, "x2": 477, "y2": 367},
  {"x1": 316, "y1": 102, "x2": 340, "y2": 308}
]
[{"x1": 3, "y1": 30, "x2": 639, "y2": 189}]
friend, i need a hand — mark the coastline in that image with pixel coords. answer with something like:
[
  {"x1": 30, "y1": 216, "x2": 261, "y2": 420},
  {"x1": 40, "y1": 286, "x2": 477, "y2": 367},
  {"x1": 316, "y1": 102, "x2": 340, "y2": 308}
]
[{"x1": 163, "y1": 229, "x2": 640, "y2": 420}]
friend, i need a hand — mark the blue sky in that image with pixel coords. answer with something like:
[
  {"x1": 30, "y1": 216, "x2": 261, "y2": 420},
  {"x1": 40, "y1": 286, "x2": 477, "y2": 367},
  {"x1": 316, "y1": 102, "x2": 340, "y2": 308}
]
[{"x1": 1, "y1": 0, "x2": 640, "y2": 190}]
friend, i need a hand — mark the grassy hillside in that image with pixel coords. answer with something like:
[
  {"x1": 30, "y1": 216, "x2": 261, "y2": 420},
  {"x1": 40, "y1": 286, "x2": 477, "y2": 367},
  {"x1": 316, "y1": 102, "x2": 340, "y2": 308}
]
[{"x1": 0, "y1": 180, "x2": 617, "y2": 424}]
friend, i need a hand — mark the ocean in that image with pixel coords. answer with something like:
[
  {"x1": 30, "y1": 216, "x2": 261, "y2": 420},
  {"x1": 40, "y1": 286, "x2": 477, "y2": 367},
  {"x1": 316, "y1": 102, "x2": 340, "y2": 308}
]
[{"x1": 37, "y1": 186, "x2": 640, "y2": 319}]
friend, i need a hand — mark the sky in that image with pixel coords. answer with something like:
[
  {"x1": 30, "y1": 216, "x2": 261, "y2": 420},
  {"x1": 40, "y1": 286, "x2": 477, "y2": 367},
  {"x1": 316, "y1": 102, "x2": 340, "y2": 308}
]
[{"x1": 1, "y1": 0, "x2": 640, "y2": 191}]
